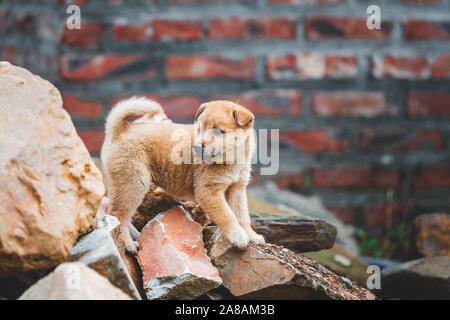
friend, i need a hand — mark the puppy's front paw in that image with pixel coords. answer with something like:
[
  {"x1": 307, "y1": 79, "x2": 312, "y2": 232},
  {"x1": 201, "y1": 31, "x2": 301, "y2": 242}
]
[
  {"x1": 248, "y1": 232, "x2": 265, "y2": 245},
  {"x1": 225, "y1": 227, "x2": 249, "y2": 250},
  {"x1": 125, "y1": 240, "x2": 139, "y2": 255}
]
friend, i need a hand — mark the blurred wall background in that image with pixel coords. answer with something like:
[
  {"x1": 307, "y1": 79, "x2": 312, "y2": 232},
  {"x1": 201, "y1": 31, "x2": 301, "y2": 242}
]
[{"x1": 1, "y1": 0, "x2": 449, "y2": 259}]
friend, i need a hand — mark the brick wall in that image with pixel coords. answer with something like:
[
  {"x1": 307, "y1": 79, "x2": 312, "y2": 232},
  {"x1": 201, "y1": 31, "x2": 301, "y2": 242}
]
[{"x1": 1, "y1": 0, "x2": 450, "y2": 256}]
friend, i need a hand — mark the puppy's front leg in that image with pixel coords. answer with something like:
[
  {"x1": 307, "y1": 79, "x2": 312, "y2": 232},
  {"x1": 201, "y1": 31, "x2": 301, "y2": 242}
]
[
  {"x1": 226, "y1": 183, "x2": 265, "y2": 245},
  {"x1": 195, "y1": 187, "x2": 249, "y2": 250}
]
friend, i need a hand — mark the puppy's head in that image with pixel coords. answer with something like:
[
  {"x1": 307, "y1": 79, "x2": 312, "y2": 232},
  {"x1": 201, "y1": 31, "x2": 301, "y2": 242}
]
[{"x1": 193, "y1": 100, "x2": 254, "y2": 164}]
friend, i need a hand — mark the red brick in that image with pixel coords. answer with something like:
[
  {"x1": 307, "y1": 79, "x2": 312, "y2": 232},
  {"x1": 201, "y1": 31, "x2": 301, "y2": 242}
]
[
  {"x1": 112, "y1": 95, "x2": 201, "y2": 120},
  {"x1": 313, "y1": 92, "x2": 394, "y2": 117},
  {"x1": 280, "y1": 130, "x2": 349, "y2": 154},
  {"x1": 408, "y1": 93, "x2": 450, "y2": 116},
  {"x1": 212, "y1": 89, "x2": 301, "y2": 116},
  {"x1": 275, "y1": 172, "x2": 304, "y2": 190},
  {"x1": 77, "y1": 129, "x2": 105, "y2": 154},
  {"x1": 113, "y1": 20, "x2": 203, "y2": 42},
  {"x1": 267, "y1": 53, "x2": 357, "y2": 79},
  {"x1": 1, "y1": 47, "x2": 16, "y2": 64},
  {"x1": 326, "y1": 207, "x2": 354, "y2": 225},
  {"x1": 6, "y1": 13, "x2": 35, "y2": 34},
  {"x1": 271, "y1": 0, "x2": 345, "y2": 3},
  {"x1": 166, "y1": 55, "x2": 255, "y2": 80},
  {"x1": 209, "y1": 17, "x2": 296, "y2": 40},
  {"x1": 371, "y1": 55, "x2": 429, "y2": 79},
  {"x1": 404, "y1": 20, "x2": 450, "y2": 40},
  {"x1": 364, "y1": 203, "x2": 416, "y2": 228},
  {"x1": 312, "y1": 165, "x2": 399, "y2": 189},
  {"x1": 306, "y1": 16, "x2": 393, "y2": 40},
  {"x1": 430, "y1": 55, "x2": 450, "y2": 78},
  {"x1": 62, "y1": 95, "x2": 103, "y2": 119},
  {"x1": 61, "y1": 23, "x2": 105, "y2": 45},
  {"x1": 60, "y1": 55, "x2": 157, "y2": 82},
  {"x1": 359, "y1": 129, "x2": 444, "y2": 151},
  {"x1": 413, "y1": 166, "x2": 450, "y2": 188}
]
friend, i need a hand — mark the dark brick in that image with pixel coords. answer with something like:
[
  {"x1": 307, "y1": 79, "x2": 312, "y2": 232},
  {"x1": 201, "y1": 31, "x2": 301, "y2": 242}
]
[
  {"x1": 61, "y1": 23, "x2": 105, "y2": 46},
  {"x1": 359, "y1": 129, "x2": 444, "y2": 151},
  {"x1": 413, "y1": 166, "x2": 450, "y2": 188},
  {"x1": 404, "y1": 20, "x2": 450, "y2": 40},
  {"x1": 430, "y1": 55, "x2": 450, "y2": 78},
  {"x1": 280, "y1": 130, "x2": 349, "y2": 154},
  {"x1": 306, "y1": 16, "x2": 393, "y2": 40},
  {"x1": 77, "y1": 129, "x2": 105, "y2": 154},
  {"x1": 312, "y1": 165, "x2": 399, "y2": 189},
  {"x1": 62, "y1": 95, "x2": 104, "y2": 119},
  {"x1": 60, "y1": 55, "x2": 157, "y2": 81},
  {"x1": 209, "y1": 17, "x2": 296, "y2": 40},
  {"x1": 213, "y1": 89, "x2": 301, "y2": 116},
  {"x1": 166, "y1": 55, "x2": 255, "y2": 80},
  {"x1": 408, "y1": 93, "x2": 450, "y2": 116},
  {"x1": 313, "y1": 92, "x2": 395, "y2": 117},
  {"x1": 113, "y1": 20, "x2": 203, "y2": 42}
]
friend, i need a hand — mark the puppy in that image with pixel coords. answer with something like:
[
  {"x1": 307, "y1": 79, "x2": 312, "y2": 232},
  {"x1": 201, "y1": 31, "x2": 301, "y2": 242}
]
[{"x1": 101, "y1": 97, "x2": 265, "y2": 254}]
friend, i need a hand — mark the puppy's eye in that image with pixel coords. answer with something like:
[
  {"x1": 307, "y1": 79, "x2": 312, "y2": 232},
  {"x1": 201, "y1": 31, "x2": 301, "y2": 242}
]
[{"x1": 212, "y1": 128, "x2": 224, "y2": 136}]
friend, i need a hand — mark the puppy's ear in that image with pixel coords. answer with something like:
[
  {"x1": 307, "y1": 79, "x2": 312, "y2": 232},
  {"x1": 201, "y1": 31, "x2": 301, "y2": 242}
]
[
  {"x1": 195, "y1": 104, "x2": 207, "y2": 121},
  {"x1": 233, "y1": 108, "x2": 254, "y2": 127}
]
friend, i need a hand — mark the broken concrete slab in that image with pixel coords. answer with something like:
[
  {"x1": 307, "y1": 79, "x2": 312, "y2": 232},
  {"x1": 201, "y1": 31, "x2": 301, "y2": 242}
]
[
  {"x1": 137, "y1": 206, "x2": 221, "y2": 300},
  {"x1": 70, "y1": 215, "x2": 141, "y2": 300},
  {"x1": 18, "y1": 262, "x2": 131, "y2": 300}
]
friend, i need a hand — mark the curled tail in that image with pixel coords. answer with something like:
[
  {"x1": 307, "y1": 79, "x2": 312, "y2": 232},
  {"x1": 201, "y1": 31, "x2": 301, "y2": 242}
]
[{"x1": 105, "y1": 96, "x2": 166, "y2": 140}]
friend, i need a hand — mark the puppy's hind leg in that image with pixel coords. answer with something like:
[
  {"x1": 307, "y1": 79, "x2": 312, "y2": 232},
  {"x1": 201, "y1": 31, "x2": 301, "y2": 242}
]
[{"x1": 109, "y1": 164, "x2": 150, "y2": 254}]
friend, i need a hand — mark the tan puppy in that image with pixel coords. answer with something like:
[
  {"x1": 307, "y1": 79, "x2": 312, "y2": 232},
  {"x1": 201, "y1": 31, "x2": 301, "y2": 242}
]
[{"x1": 101, "y1": 97, "x2": 265, "y2": 254}]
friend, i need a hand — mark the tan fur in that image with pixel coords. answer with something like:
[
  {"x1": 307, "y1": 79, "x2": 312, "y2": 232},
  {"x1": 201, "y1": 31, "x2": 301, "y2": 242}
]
[{"x1": 101, "y1": 97, "x2": 264, "y2": 254}]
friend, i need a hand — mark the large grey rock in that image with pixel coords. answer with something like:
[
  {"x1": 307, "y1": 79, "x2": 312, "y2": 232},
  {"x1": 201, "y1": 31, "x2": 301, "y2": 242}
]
[
  {"x1": 377, "y1": 256, "x2": 450, "y2": 299},
  {"x1": 70, "y1": 215, "x2": 141, "y2": 299},
  {"x1": 19, "y1": 262, "x2": 132, "y2": 300},
  {"x1": 250, "y1": 212, "x2": 336, "y2": 252},
  {"x1": 249, "y1": 182, "x2": 358, "y2": 253}
]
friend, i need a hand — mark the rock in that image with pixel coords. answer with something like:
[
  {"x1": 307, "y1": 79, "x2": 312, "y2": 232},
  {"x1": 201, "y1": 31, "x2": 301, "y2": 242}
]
[
  {"x1": 249, "y1": 182, "x2": 358, "y2": 254},
  {"x1": 70, "y1": 215, "x2": 141, "y2": 299},
  {"x1": 132, "y1": 184, "x2": 211, "y2": 230},
  {"x1": 18, "y1": 262, "x2": 132, "y2": 300},
  {"x1": 250, "y1": 212, "x2": 336, "y2": 253},
  {"x1": 204, "y1": 227, "x2": 375, "y2": 300},
  {"x1": 414, "y1": 213, "x2": 450, "y2": 257},
  {"x1": 377, "y1": 256, "x2": 450, "y2": 299},
  {"x1": 137, "y1": 206, "x2": 222, "y2": 300},
  {"x1": 303, "y1": 245, "x2": 369, "y2": 284},
  {"x1": 0, "y1": 62, "x2": 105, "y2": 275},
  {"x1": 110, "y1": 226, "x2": 146, "y2": 299},
  {"x1": 132, "y1": 184, "x2": 178, "y2": 230}
]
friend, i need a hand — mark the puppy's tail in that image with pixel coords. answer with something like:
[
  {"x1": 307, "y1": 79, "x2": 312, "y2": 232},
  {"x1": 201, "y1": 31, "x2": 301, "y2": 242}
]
[{"x1": 105, "y1": 96, "x2": 166, "y2": 140}]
